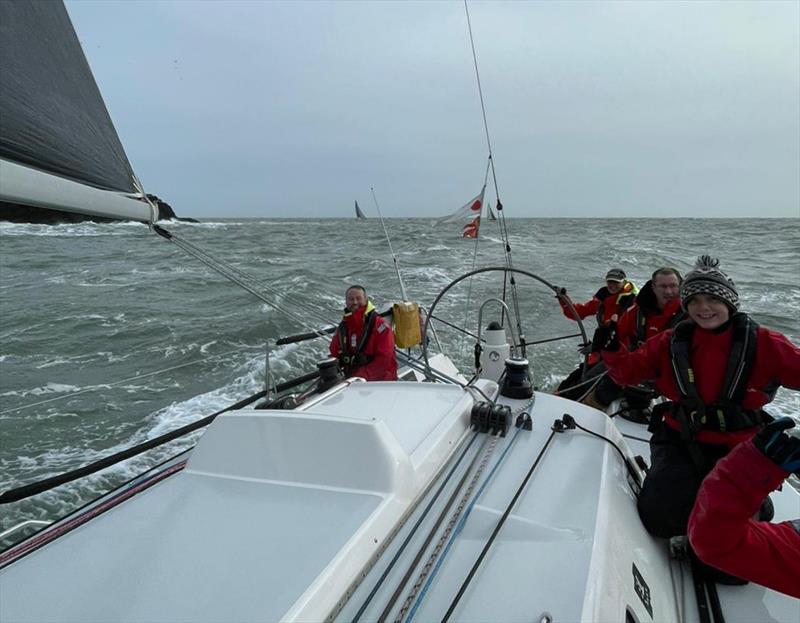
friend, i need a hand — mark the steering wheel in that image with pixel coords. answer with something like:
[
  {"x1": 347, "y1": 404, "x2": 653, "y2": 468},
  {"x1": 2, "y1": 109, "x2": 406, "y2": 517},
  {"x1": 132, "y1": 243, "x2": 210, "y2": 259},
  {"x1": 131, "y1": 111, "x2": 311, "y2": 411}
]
[{"x1": 421, "y1": 266, "x2": 590, "y2": 381}]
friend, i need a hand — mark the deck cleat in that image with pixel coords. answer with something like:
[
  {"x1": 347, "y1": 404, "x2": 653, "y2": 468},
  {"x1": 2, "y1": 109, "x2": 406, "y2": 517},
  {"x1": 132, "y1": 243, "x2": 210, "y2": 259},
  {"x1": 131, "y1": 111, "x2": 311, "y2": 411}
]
[{"x1": 515, "y1": 412, "x2": 532, "y2": 430}]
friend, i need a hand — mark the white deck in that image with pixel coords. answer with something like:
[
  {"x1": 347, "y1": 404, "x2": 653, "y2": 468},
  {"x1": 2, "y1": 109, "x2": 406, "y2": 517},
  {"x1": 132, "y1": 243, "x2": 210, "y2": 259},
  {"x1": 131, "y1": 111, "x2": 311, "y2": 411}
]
[
  {"x1": 1, "y1": 383, "x2": 798, "y2": 623},
  {"x1": 0, "y1": 381, "x2": 478, "y2": 623}
]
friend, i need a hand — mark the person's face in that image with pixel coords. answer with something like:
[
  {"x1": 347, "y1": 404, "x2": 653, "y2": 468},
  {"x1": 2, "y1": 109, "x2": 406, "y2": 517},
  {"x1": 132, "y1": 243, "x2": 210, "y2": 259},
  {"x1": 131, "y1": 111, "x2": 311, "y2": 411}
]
[
  {"x1": 606, "y1": 280, "x2": 622, "y2": 295},
  {"x1": 345, "y1": 288, "x2": 367, "y2": 313},
  {"x1": 653, "y1": 273, "x2": 680, "y2": 309},
  {"x1": 687, "y1": 294, "x2": 730, "y2": 330}
]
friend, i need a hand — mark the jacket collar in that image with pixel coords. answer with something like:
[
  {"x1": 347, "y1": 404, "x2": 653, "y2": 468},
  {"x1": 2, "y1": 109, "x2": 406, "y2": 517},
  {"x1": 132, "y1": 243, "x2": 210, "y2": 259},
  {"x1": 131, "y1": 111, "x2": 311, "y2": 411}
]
[{"x1": 343, "y1": 300, "x2": 376, "y2": 324}]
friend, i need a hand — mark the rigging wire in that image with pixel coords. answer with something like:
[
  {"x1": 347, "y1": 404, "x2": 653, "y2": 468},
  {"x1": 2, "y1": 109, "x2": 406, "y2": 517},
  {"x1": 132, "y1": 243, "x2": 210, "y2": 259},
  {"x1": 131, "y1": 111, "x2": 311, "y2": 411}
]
[
  {"x1": 371, "y1": 187, "x2": 409, "y2": 302},
  {"x1": 463, "y1": 0, "x2": 525, "y2": 353},
  {"x1": 152, "y1": 225, "x2": 338, "y2": 334}
]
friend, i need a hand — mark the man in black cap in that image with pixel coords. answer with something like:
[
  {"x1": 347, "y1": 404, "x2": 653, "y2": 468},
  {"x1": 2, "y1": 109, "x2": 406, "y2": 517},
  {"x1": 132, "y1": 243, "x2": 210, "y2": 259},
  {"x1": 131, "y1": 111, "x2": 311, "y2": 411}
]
[
  {"x1": 559, "y1": 268, "x2": 637, "y2": 332},
  {"x1": 556, "y1": 268, "x2": 637, "y2": 400}
]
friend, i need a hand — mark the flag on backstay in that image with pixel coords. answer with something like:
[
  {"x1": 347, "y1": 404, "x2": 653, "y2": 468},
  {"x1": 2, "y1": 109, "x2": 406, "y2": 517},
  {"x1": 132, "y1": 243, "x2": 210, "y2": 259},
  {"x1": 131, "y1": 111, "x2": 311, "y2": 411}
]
[{"x1": 436, "y1": 188, "x2": 485, "y2": 238}]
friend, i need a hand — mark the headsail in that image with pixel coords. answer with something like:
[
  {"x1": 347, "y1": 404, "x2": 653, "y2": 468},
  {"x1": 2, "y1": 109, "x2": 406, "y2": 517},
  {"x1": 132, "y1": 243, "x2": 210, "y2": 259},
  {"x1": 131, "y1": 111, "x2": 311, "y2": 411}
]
[
  {"x1": 355, "y1": 200, "x2": 367, "y2": 219},
  {"x1": 0, "y1": 1, "x2": 151, "y2": 222}
]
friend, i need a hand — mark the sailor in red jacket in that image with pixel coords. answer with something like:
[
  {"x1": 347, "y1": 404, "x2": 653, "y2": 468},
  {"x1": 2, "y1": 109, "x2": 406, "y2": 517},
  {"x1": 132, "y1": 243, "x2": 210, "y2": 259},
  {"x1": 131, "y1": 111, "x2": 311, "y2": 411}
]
[
  {"x1": 556, "y1": 269, "x2": 637, "y2": 401},
  {"x1": 559, "y1": 267, "x2": 638, "y2": 327},
  {"x1": 559, "y1": 268, "x2": 637, "y2": 364},
  {"x1": 329, "y1": 285, "x2": 398, "y2": 381},
  {"x1": 599, "y1": 256, "x2": 800, "y2": 538},
  {"x1": 688, "y1": 417, "x2": 800, "y2": 598},
  {"x1": 571, "y1": 267, "x2": 682, "y2": 408},
  {"x1": 615, "y1": 266, "x2": 684, "y2": 350}
]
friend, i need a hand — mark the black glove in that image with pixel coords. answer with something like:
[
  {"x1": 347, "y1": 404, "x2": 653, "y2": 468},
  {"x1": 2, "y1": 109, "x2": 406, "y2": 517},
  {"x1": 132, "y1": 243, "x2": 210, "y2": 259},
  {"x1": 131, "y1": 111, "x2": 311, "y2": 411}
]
[
  {"x1": 753, "y1": 417, "x2": 800, "y2": 474},
  {"x1": 591, "y1": 322, "x2": 619, "y2": 352}
]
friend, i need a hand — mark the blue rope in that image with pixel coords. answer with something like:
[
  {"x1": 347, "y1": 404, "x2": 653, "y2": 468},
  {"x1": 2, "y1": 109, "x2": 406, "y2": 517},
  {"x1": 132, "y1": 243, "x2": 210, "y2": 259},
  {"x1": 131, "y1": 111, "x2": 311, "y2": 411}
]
[{"x1": 404, "y1": 424, "x2": 524, "y2": 622}]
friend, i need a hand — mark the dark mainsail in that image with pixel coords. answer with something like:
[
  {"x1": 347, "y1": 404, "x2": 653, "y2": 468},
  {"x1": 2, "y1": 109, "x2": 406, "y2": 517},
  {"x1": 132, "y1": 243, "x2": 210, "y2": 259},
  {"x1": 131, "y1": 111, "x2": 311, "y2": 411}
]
[
  {"x1": 355, "y1": 201, "x2": 366, "y2": 219},
  {"x1": 0, "y1": 0, "x2": 151, "y2": 222},
  {"x1": 0, "y1": 1, "x2": 136, "y2": 193}
]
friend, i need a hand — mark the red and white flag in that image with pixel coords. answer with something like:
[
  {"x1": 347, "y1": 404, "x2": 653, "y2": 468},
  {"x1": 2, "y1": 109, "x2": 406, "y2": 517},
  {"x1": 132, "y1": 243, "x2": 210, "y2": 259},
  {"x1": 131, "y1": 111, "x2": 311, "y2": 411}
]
[{"x1": 437, "y1": 188, "x2": 485, "y2": 238}]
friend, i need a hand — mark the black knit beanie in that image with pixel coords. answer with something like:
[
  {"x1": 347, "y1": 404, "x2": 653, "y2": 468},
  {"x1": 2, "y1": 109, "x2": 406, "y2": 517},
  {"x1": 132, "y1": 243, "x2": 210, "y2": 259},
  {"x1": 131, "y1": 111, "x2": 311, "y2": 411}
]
[{"x1": 680, "y1": 255, "x2": 739, "y2": 311}]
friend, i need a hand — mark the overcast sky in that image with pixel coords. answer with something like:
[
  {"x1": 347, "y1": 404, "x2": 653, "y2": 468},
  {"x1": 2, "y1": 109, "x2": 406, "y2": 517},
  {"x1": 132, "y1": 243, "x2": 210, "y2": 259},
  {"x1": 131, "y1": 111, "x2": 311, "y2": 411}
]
[{"x1": 66, "y1": 0, "x2": 799, "y2": 219}]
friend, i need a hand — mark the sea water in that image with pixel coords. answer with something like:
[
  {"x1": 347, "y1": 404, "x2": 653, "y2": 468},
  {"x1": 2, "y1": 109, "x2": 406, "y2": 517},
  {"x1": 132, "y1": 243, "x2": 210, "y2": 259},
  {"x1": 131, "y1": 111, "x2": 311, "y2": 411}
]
[{"x1": 1, "y1": 217, "x2": 798, "y2": 533}]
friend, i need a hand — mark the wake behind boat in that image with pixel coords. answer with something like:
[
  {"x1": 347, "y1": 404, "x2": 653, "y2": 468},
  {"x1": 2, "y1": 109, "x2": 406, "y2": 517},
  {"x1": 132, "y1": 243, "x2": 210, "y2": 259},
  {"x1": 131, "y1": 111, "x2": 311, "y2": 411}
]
[{"x1": 1, "y1": 3, "x2": 798, "y2": 623}]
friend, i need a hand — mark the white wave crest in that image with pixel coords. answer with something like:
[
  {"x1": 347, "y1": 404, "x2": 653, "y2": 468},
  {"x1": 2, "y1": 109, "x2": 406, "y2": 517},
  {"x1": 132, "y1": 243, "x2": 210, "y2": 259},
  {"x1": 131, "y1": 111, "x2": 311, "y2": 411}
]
[
  {"x1": 1, "y1": 382, "x2": 82, "y2": 397},
  {"x1": 0, "y1": 221, "x2": 147, "y2": 237}
]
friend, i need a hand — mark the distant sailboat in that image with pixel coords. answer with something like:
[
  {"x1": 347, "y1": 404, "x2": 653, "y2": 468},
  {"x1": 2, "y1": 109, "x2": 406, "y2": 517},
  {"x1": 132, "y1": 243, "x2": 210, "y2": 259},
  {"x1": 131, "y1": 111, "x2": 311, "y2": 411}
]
[
  {"x1": 488, "y1": 204, "x2": 497, "y2": 221},
  {"x1": 354, "y1": 200, "x2": 366, "y2": 219}
]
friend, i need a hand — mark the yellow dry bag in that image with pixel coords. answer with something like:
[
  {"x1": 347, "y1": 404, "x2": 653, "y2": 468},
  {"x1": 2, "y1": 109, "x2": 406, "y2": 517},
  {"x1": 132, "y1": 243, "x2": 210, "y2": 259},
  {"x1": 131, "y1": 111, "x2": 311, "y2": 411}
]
[{"x1": 393, "y1": 301, "x2": 422, "y2": 348}]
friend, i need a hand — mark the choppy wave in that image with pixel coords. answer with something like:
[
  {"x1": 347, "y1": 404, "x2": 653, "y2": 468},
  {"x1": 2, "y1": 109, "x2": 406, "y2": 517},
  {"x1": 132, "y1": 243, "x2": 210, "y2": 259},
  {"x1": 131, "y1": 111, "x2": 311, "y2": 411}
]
[
  {"x1": 1, "y1": 217, "x2": 798, "y2": 531},
  {"x1": 1, "y1": 382, "x2": 82, "y2": 398},
  {"x1": 0, "y1": 221, "x2": 147, "y2": 237}
]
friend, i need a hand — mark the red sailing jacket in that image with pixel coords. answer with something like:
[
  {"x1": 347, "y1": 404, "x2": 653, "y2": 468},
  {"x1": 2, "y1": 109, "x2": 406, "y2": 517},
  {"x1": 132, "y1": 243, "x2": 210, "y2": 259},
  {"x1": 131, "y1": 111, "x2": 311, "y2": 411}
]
[
  {"x1": 560, "y1": 281, "x2": 637, "y2": 324},
  {"x1": 688, "y1": 440, "x2": 800, "y2": 598},
  {"x1": 603, "y1": 323, "x2": 800, "y2": 446},
  {"x1": 329, "y1": 305, "x2": 398, "y2": 381},
  {"x1": 616, "y1": 281, "x2": 683, "y2": 350}
]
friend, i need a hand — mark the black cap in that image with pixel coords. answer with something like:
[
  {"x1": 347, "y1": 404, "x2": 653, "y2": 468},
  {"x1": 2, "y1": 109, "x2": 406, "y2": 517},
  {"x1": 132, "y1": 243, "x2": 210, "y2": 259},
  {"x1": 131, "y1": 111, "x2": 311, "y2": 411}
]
[{"x1": 605, "y1": 268, "x2": 626, "y2": 282}]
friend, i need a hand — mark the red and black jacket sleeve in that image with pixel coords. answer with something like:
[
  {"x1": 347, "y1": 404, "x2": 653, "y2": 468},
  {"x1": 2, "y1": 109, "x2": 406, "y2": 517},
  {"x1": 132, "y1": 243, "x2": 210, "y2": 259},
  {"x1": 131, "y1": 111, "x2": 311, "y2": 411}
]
[{"x1": 688, "y1": 441, "x2": 800, "y2": 598}]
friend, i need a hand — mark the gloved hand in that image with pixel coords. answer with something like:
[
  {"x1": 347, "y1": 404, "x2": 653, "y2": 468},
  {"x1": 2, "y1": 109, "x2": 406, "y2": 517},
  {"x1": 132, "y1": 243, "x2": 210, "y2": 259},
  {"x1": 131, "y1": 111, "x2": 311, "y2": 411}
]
[
  {"x1": 753, "y1": 417, "x2": 800, "y2": 474},
  {"x1": 591, "y1": 322, "x2": 619, "y2": 352}
]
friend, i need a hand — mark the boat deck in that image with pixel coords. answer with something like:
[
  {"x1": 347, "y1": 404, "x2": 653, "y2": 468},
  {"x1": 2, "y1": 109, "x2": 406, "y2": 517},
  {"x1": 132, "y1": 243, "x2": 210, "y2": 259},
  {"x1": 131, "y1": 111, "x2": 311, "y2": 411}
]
[{"x1": 1, "y1": 382, "x2": 798, "y2": 623}]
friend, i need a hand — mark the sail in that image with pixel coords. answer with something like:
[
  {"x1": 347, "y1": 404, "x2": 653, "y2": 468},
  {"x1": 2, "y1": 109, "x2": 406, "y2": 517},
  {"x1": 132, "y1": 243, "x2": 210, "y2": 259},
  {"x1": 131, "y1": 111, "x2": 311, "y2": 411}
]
[
  {"x1": 488, "y1": 205, "x2": 497, "y2": 221},
  {"x1": 0, "y1": 1, "x2": 151, "y2": 222},
  {"x1": 355, "y1": 201, "x2": 366, "y2": 219}
]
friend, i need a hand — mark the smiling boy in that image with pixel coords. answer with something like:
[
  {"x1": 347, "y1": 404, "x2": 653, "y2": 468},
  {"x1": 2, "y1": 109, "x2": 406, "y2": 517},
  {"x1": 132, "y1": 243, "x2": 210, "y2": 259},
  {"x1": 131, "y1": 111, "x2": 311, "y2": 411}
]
[{"x1": 598, "y1": 256, "x2": 800, "y2": 541}]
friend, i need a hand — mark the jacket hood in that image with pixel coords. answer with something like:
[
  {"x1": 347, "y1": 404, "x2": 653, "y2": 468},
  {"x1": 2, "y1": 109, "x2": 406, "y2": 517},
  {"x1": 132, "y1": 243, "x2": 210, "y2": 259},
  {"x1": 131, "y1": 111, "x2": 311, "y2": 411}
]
[
  {"x1": 635, "y1": 280, "x2": 660, "y2": 314},
  {"x1": 636, "y1": 280, "x2": 682, "y2": 316}
]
